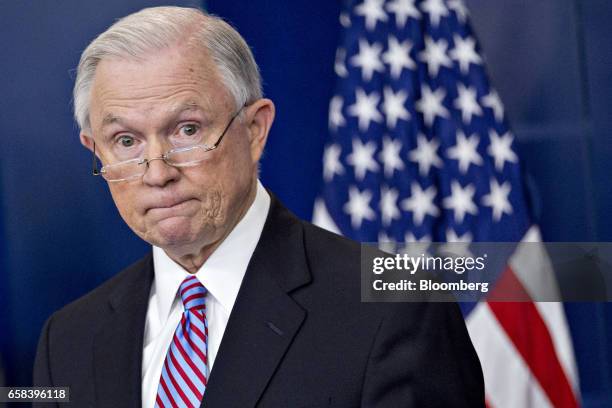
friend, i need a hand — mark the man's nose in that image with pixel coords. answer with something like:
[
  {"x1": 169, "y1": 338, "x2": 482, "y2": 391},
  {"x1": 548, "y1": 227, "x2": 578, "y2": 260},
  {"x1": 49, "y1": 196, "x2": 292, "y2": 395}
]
[{"x1": 141, "y1": 143, "x2": 180, "y2": 187}]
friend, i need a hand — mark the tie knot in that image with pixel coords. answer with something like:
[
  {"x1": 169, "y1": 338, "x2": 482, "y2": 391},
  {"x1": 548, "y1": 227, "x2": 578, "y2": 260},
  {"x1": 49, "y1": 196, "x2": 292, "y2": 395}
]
[{"x1": 179, "y1": 275, "x2": 207, "y2": 311}]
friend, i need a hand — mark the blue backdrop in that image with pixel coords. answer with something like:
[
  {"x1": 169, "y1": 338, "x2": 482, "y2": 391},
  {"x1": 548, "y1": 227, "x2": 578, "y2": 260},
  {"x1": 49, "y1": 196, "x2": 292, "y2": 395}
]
[{"x1": 1, "y1": 1, "x2": 611, "y2": 406}]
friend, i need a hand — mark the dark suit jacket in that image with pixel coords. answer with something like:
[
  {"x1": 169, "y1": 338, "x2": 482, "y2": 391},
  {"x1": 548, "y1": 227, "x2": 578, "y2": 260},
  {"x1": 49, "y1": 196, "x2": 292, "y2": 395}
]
[{"x1": 34, "y1": 195, "x2": 484, "y2": 407}]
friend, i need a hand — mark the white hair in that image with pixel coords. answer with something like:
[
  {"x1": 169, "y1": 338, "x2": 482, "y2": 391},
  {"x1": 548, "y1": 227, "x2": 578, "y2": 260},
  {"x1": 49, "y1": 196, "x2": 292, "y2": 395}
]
[{"x1": 73, "y1": 6, "x2": 262, "y2": 131}]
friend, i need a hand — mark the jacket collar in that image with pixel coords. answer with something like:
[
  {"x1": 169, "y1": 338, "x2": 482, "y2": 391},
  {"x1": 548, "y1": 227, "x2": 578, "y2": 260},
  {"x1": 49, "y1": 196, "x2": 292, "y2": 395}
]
[
  {"x1": 202, "y1": 193, "x2": 311, "y2": 407},
  {"x1": 94, "y1": 254, "x2": 154, "y2": 408}
]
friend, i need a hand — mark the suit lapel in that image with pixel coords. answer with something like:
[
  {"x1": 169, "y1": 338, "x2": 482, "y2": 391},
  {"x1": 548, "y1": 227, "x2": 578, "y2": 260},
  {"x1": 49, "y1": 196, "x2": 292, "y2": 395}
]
[
  {"x1": 202, "y1": 196, "x2": 311, "y2": 408},
  {"x1": 93, "y1": 254, "x2": 154, "y2": 408}
]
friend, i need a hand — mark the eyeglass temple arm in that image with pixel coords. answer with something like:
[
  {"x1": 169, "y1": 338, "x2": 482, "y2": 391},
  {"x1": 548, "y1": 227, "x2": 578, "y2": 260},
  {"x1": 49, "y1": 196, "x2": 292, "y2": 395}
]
[
  {"x1": 212, "y1": 106, "x2": 244, "y2": 149},
  {"x1": 92, "y1": 142, "x2": 100, "y2": 176}
]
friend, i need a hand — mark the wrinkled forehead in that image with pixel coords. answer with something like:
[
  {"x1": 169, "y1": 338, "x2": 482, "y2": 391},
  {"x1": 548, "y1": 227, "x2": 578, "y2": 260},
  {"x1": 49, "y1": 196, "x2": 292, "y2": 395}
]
[{"x1": 88, "y1": 45, "x2": 232, "y2": 127}]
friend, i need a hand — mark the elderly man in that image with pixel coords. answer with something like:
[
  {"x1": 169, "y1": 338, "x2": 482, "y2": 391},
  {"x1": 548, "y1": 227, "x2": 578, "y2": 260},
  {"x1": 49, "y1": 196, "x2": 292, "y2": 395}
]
[{"x1": 34, "y1": 6, "x2": 483, "y2": 408}]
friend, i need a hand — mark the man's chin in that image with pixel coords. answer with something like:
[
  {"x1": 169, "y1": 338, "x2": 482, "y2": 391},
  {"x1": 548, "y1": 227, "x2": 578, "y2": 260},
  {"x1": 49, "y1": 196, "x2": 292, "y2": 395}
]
[{"x1": 148, "y1": 217, "x2": 200, "y2": 249}]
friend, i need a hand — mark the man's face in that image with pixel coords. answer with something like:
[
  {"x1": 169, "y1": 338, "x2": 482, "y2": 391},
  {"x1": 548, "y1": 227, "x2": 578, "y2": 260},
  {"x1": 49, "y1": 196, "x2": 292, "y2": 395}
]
[{"x1": 83, "y1": 44, "x2": 272, "y2": 262}]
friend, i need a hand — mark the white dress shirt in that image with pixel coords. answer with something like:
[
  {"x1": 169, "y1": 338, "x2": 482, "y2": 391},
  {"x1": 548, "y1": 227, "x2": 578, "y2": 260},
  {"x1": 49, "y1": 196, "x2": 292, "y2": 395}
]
[{"x1": 141, "y1": 181, "x2": 271, "y2": 408}]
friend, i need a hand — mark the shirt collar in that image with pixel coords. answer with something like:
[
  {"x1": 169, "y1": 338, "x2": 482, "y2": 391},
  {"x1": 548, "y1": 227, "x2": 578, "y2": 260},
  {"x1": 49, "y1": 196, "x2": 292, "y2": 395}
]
[{"x1": 152, "y1": 180, "x2": 271, "y2": 322}]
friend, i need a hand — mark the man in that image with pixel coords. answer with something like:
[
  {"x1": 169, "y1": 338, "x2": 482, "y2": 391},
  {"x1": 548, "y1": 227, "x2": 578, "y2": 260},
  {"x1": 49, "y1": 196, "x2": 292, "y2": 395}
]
[{"x1": 34, "y1": 6, "x2": 484, "y2": 407}]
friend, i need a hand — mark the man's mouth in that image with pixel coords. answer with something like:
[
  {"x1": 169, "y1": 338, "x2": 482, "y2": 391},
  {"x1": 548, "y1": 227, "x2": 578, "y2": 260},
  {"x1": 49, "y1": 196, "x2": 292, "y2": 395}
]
[{"x1": 146, "y1": 198, "x2": 196, "y2": 214}]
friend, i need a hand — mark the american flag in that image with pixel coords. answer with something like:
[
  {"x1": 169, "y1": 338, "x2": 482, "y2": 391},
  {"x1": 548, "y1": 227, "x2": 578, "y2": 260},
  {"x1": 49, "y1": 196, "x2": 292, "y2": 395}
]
[{"x1": 313, "y1": 0, "x2": 580, "y2": 406}]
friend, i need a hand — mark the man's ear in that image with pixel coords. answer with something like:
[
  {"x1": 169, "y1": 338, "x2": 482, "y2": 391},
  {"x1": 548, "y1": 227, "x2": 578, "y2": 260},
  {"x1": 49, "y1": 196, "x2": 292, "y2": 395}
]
[
  {"x1": 80, "y1": 133, "x2": 95, "y2": 152},
  {"x1": 245, "y1": 98, "x2": 275, "y2": 163}
]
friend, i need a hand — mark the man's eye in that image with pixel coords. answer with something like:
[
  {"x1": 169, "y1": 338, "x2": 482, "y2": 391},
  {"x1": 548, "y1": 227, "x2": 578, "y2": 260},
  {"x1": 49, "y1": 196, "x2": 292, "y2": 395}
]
[
  {"x1": 180, "y1": 124, "x2": 199, "y2": 136},
  {"x1": 118, "y1": 135, "x2": 135, "y2": 147}
]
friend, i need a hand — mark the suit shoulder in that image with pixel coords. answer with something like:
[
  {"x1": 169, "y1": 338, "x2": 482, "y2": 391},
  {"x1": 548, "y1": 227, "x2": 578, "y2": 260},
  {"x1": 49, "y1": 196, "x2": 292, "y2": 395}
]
[
  {"x1": 298, "y1": 220, "x2": 363, "y2": 297},
  {"x1": 300, "y1": 220, "x2": 361, "y2": 261}
]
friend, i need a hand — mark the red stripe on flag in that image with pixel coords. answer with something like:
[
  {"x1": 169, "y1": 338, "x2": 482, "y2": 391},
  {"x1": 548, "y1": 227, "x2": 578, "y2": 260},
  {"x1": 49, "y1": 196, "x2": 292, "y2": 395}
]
[
  {"x1": 488, "y1": 266, "x2": 578, "y2": 408},
  {"x1": 487, "y1": 263, "x2": 532, "y2": 302}
]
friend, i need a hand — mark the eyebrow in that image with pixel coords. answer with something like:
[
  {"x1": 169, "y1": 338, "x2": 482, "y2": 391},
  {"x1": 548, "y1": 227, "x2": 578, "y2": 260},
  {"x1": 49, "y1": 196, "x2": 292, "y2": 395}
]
[
  {"x1": 99, "y1": 103, "x2": 208, "y2": 129},
  {"x1": 171, "y1": 103, "x2": 206, "y2": 114},
  {"x1": 101, "y1": 113, "x2": 123, "y2": 128}
]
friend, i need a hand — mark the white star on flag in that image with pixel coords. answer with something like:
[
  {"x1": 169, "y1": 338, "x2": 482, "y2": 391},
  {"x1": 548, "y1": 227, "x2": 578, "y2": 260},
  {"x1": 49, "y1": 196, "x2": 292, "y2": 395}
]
[
  {"x1": 420, "y1": 0, "x2": 450, "y2": 27},
  {"x1": 355, "y1": 0, "x2": 388, "y2": 31},
  {"x1": 350, "y1": 38, "x2": 385, "y2": 81},
  {"x1": 323, "y1": 143, "x2": 344, "y2": 181},
  {"x1": 401, "y1": 182, "x2": 439, "y2": 226},
  {"x1": 382, "y1": 36, "x2": 416, "y2": 79},
  {"x1": 416, "y1": 84, "x2": 449, "y2": 127},
  {"x1": 405, "y1": 232, "x2": 432, "y2": 243},
  {"x1": 379, "y1": 135, "x2": 405, "y2": 177},
  {"x1": 419, "y1": 36, "x2": 453, "y2": 77},
  {"x1": 488, "y1": 130, "x2": 518, "y2": 171},
  {"x1": 409, "y1": 133, "x2": 443, "y2": 176},
  {"x1": 328, "y1": 95, "x2": 346, "y2": 131},
  {"x1": 378, "y1": 231, "x2": 396, "y2": 252},
  {"x1": 339, "y1": 12, "x2": 351, "y2": 28},
  {"x1": 450, "y1": 35, "x2": 482, "y2": 74},
  {"x1": 446, "y1": 228, "x2": 473, "y2": 243},
  {"x1": 343, "y1": 186, "x2": 376, "y2": 228},
  {"x1": 482, "y1": 90, "x2": 505, "y2": 122},
  {"x1": 382, "y1": 86, "x2": 410, "y2": 128},
  {"x1": 447, "y1": 0, "x2": 469, "y2": 23},
  {"x1": 443, "y1": 180, "x2": 478, "y2": 223},
  {"x1": 334, "y1": 48, "x2": 348, "y2": 78},
  {"x1": 441, "y1": 228, "x2": 473, "y2": 258},
  {"x1": 378, "y1": 231, "x2": 393, "y2": 242},
  {"x1": 402, "y1": 232, "x2": 431, "y2": 257},
  {"x1": 380, "y1": 185, "x2": 401, "y2": 226},
  {"x1": 446, "y1": 131, "x2": 483, "y2": 174},
  {"x1": 347, "y1": 137, "x2": 379, "y2": 180},
  {"x1": 482, "y1": 178, "x2": 513, "y2": 221},
  {"x1": 454, "y1": 83, "x2": 483, "y2": 124},
  {"x1": 348, "y1": 88, "x2": 383, "y2": 131},
  {"x1": 385, "y1": 0, "x2": 421, "y2": 28}
]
